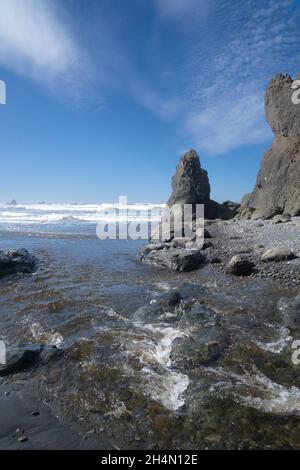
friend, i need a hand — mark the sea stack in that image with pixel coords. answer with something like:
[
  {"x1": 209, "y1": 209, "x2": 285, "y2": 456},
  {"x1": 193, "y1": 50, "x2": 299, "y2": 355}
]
[
  {"x1": 167, "y1": 149, "x2": 236, "y2": 221},
  {"x1": 240, "y1": 73, "x2": 300, "y2": 219},
  {"x1": 167, "y1": 149, "x2": 211, "y2": 211}
]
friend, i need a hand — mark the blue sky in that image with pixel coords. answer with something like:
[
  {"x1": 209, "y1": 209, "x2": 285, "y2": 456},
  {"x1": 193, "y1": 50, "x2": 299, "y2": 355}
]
[{"x1": 0, "y1": 0, "x2": 300, "y2": 204}]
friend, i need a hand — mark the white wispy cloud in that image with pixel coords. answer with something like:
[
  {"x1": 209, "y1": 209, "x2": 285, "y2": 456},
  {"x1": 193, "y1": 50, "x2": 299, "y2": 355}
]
[
  {"x1": 181, "y1": 0, "x2": 300, "y2": 154},
  {"x1": 185, "y1": 91, "x2": 272, "y2": 154},
  {"x1": 0, "y1": 0, "x2": 86, "y2": 96}
]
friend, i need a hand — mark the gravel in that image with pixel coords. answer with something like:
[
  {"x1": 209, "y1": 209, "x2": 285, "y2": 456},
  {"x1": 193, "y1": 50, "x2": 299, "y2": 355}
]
[{"x1": 204, "y1": 217, "x2": 300, "y2": 288}]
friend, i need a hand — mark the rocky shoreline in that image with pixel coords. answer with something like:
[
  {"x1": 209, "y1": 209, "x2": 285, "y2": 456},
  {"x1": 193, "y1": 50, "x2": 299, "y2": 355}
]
[
  {"x1": 204, "y1": 217, "x2": 300, "y2": 288},
  {"x1": 138, "y1": 216, "x2": 300, "y2": 289}
]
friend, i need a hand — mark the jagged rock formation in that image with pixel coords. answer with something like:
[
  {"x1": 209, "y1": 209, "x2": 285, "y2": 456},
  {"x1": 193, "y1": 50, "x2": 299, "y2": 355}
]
[
  {"x1": 240, "y1": 73, "x2": 300, "y2": 219},
  {"x1": 167, "y1": 149, "x2": 236, "y2": 221},
  {"x1": 167, "y1": 149, "x2": 211, "y2": 209}
]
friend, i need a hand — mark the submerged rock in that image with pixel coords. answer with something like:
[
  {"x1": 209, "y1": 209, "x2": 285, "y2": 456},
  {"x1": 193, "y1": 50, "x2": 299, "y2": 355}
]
[
  {"x1": 261, "y1": 248, "x2": 297, "y2": 262},
  {"x1": 225, "y1": 255, "x2": 255, "y2": 276},
  {"x1": 170, "y1": 303, "x2": 228, "y2": 368},
  {"x1": 133, "y1": 290, "x2": 183, "y2": 323},
  {"x1": 240, "y1": 73, "x2": 300, "y2": 219},
  {"x1": 153, "y1": 290, "x2": 183, "y2": 307},
  {"x1": 171, "y1": 327, "x2": 228, "y2": 367},
  {"x1": 0, "y1": 249, "x2": 37, "y2": 277},
  {"x1": 279, "y1": 295, "x2": 300, "y2": 329},
  {"x1": 133, "y1": 305, "x2": 180, "y2": 323},
  {"x1": 0, "y1": 344, "x2": 60, "y2": 375}
]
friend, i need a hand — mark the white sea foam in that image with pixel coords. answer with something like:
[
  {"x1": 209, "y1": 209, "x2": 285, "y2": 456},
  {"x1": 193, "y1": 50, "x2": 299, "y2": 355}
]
[
  {"x1": 25, "y1": 321, "x2": 64, "y2": 347},
  {"x1": 0, "y1": 202, "x2": 165, "y2": 225},
  {"x1": 255, "y1": 324, "x2": 292, "y2": 354},
  {"x1": 128, "y1": 323, "x2": 189, "y2": 411},
  {"x1": 206, "y1": 366, "x2": 300, "y2": 416}
]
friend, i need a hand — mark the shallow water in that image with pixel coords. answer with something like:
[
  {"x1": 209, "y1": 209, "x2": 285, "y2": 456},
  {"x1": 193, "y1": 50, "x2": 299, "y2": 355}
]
[{"x1": 1, "y1": 216, "x2": 300, "y2": 449}]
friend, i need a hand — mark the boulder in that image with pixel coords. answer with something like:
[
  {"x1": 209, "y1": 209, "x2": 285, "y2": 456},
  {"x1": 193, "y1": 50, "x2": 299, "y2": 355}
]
[
  {"x1": 138, "y1": 245, "x2": 206, "y2": 272},
  {"x1": 240, "y1": 74, "x2": 300, "y2": 219},
  {"x1": 0, "y1": 249, "x2": 37, "y2": 277},
  {"x1": 225, "y1": 255, "x2": 255, "y2": 276},
  {"x1": 0, "y1": 344, "x2": 60, "y2": 375},
  {"x1": 261, "y1": 248, "x2": 297, "y2": 262}
]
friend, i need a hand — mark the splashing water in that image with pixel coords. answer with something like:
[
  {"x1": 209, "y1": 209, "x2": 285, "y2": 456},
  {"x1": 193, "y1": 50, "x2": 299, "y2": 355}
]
[
  {"x1": 206, "y1": 366, "x2": 300, "y2": 416},
  {"x1": 128, "y1": 323, "x2": 189, "y2": 411}
]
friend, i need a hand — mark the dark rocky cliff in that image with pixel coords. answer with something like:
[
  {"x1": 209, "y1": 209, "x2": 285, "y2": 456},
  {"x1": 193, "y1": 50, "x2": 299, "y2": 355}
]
[{"x1": 240, "y1": 74, "x2": 300, "y2": 219}]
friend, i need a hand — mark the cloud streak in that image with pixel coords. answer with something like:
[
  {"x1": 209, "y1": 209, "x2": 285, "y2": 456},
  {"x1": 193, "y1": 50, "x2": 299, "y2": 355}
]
[{"x1": 0, "y1": 0, "x2": 86, "y2": 97}]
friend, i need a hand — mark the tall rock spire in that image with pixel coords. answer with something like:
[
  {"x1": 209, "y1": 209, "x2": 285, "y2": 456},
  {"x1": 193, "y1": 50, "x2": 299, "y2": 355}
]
[{"x1": 167, "y1": 149, "x2": 235, "y2": 220}]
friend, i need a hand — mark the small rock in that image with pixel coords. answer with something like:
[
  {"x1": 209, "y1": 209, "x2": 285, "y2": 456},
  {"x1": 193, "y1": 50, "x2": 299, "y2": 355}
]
[
  {"x1": 225, "y1": 255, "x2": 255, "y2": 276},
  {"x1": 261, "y1": 248, "x2": 297, "y2": 262}
]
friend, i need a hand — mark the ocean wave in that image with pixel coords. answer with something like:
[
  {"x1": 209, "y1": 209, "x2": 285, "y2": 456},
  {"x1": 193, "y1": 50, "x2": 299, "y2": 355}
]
[{"x1": 0, "y1": 202, "x2": 165, "y2": 225}]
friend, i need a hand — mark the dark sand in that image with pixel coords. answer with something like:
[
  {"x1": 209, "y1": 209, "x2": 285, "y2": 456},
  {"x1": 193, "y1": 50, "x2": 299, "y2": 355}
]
[{"x1": 0, "y1": 386, "x2": 111, "y2": 450}]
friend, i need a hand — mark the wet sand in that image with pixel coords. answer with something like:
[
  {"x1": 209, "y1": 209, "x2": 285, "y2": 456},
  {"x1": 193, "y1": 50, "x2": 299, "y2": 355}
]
[{"x1": 0, "y1": 386, "x2": 111, "y2": 450}]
